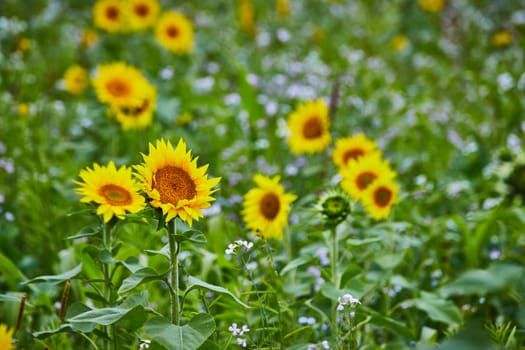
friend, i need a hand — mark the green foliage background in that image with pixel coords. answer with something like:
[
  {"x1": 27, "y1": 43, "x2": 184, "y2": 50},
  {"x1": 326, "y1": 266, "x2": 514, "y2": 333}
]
[{"x1": 1, "y1": 0, "x2": 525, "y2": 349}]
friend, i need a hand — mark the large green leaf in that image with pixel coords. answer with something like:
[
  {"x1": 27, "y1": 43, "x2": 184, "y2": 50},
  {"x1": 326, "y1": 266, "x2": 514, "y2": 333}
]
[
  {"x1": 439, "y1": 264, "x2": 524, "y2": 297},
  {"x1": 414, "y1": 291, "x2": 462, "y2": 326},
  {"x1": 118, "y1": 267, "x2": 167, "y2": 294},
  {"x1": 67, "y1": 293, "x2": 148, "y2": 328},
  {"x1": 144, "y1": 314, "x2": 215, "y2": 350},
  {"x1": 186, "y1": 276, "x2": 249, "y2": 308},
  {"x1": 25, "y1": 263, "x2": 82, "y2": 285}
]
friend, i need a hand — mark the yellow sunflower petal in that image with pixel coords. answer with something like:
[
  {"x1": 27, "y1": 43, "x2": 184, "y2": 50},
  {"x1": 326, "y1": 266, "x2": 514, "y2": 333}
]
[
  {"x1": 361, "y1": 178, "x2": 399, "y2": 220},
  {"x1": 155, "y1": 11, "x2": 194, "y2": 54},
  {"x1": 339, "y1": 154, "x2": 396, "y2": 201},
  {"x1": 242, "y1": 174, "x2": 297, "y2": 239},
  {"x1": 74, "y1": 161, "x2": 146, "y2": 223},
  {"x1": 134, "y1": 138, "x2": 220, "y2": 225},
  {"x1": 332, "y1": 133, "x2": 381, "y2": 170},
  {"x1": 93, "y1": 0, "x2": 125, "y2": 32},
  {"x1": 287, "y1": 99, "x2": 331, "y2": 155}
]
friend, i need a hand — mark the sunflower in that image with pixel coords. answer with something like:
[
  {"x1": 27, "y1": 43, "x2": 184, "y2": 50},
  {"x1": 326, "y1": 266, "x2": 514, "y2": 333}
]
[
  {"x1": 361, "y1": 178, "x2": 399, "y2": 220},
  {"x1": 0, "y1": 324, "x2": 14, "y2": 350},
  {"x1": 390, "y1": 34, "x2": 409, "y2": 52},
  {"x1": 339, "y1": 154, "x2": 396, "y2": 201},
  {"x1": 155, "y1": 11, "x2": 194, "y2": 54},
  {"x1": 287, "y1": 99, "x2": 331, "y2": 155},
  {"x1": 238, "y1": 0, "x2": 256, "y2": 37},
  {"x1": 93, "y1": 0, "x2": 125, "y2": 32},
  {"x1": 92, "y1": 62, "x2": 151, "y2": 108},
  {"x1": 491, "y1": 30, "x2": 512, "y2": 48},
  {"x1": 134, "y1": 139, "x2": 220, "y2": 225},
  {"x1": 242, "y1": 175, "x2": 297, "y2": 239},
  {"x1": 17, "y1": 103, "x2": 29, "y2": 116},
  {"x1": 112, "y1": 82, "x2": 156, "y2": 130},
  {"x1": 74, "y1": 161, "x2": 146, "y2": 223},
  {"x1": 276, "y1": 0, "x2": 290, "y2": 18},
  {"x1": 126, "y1": 0, "x2": 160, "y2": 31},
  {"x1": 418, "y1": 0, "x2": 445, "y2": 13},
  {"x1": 332, "y1": 133, "x2": 380, "y2": 170},
  {"x1": 81, "y1": 28, "x2": 99, "y2": 47},
  {"x1": 64, "y1": 65, "x2": 89, "y2": 96}
]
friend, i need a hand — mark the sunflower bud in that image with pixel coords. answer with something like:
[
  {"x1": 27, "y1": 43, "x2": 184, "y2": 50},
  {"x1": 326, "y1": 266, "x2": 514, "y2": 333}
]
[{"x1": 314, "y1": 189, "x2": 351, "y2": 227}]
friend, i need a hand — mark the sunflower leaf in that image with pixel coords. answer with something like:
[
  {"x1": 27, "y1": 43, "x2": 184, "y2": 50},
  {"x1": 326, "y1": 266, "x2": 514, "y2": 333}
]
[
  {"x1": 25, "y1": 263, "x2": 83, "y2": 285},
  {"x1": 118, "y1": 267, "x2": 167, "y2": 294},
  {"x1": 173, "y1": 229, "x2": 207, "y2": 244},
  {"x1": 186, "y1": 276, "x2": 249, "y2": 308}
]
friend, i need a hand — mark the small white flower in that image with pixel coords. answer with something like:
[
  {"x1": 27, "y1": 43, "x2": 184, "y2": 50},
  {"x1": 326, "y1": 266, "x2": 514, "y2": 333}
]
[
  {"x1": 240, "y1": 324, "x2": 250, "y2": 335},
  {"x1": 336, "y1": 304, "x2": 345, "y2": 311},
  {"x1": 321, "y1": 340, "x2": 330, "y2": 349},
  {"x1": 236, "y1": 337, "x2": 247, "y2": 348},
  {"x1": 228, "y1": 323, "x2": 240, "y2": 336},
  {"x1": 139, "y1": 339, "x2": 151, "y2": 349}
]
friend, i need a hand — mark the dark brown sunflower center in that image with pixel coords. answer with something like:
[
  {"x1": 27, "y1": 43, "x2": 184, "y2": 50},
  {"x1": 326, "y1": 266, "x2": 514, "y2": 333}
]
[
  {"x1": 99, "y1": 184, "x2": 132, "y2": 205},
  {"x1": 154, "y1": 166, "x2": 196, "y2": 205},
  {"x1": 259, "y1": 193, "x2": 280, "y2": 220},
  {"x1": 166, "y1": 25, "x2": 180, "y2": 38},
  {"x1": 106, "y1": 6, "x2": 119, "y2": 20},
  {"x1": 343, "y1": 148, "x2": 365, "y2": 165},
  {"x1": 106, "y1": 79, "x2": 130, "y2": 97},
  {"x1": 356, "y1": 172, "x2": 377, "y2": 190},
  {"x1": 373, "y1": 186, "x2": 392, "y2": 207},
  {"x1": 303, "y1": 116, "x2": 323, "y2": 139},
  {"x1": 134, "y1": 3, "x2": 150, "y2": 17},
  {"x1": 120, "y1": 98, "x2": 150, "y2": 117}
]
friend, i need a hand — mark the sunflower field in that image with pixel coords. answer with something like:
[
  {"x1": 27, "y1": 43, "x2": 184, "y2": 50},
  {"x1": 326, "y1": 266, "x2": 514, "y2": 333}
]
[{"x1": 1, "y1": 0, "x2": 525, "y2": 349}]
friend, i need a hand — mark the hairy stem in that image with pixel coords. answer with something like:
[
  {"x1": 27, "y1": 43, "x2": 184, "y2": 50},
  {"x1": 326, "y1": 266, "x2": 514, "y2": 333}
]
[{"x1": 168, "y1": 219, "x2": 180, "y2": 325}]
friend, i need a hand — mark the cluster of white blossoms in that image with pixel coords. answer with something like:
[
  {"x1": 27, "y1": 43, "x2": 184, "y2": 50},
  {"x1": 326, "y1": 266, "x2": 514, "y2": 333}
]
[
  {"x1": 225, "y1": 239, "x2": 254, "y2": 255},
  {"x1": 228, "y1": 323, "x2": 250, "y2": 348},
  {"x1": 336, "y1": 293, "x2": 361, "y2": 311}
]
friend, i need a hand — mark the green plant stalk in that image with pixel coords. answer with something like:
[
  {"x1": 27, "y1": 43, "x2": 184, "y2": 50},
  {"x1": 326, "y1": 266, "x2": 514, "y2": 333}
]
[
  {"x1": 102, "y1": 222, "x2": 116, "y2": 350},
  {"x1": 168, "y1": 219, "x2": 180, "y2": 325},
  {"x1": 330, "y1": 226, "x2": 339, "y2": 342}
]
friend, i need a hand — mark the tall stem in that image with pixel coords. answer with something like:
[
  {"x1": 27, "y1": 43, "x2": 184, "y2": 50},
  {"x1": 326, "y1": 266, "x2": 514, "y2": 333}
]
[
  {"x1": 168, "y1": 219, "x2": 180, "y2": 325},
  {"x1": 330, "y1": 226, "x2": 339, "y2": 343},
  {"x1": 102, "y1": 222, "x2": 116, "y2": 350}
]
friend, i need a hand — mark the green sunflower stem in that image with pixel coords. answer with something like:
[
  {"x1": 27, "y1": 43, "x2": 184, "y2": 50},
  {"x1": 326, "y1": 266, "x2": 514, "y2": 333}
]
[
  {"x1": 102, "y1": 221, "x2": 117, "y2": 350},
  {"x1": 330, "y1": 226, "x2": 339, "y2": 343},
  {"x1": 168, "y1": 219, "x2": 180, "y2": 325}
]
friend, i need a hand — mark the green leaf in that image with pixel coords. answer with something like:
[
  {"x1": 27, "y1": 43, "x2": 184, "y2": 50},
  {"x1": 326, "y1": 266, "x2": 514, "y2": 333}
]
[
  {"x1": 367, "y1": 309, "x2": 414, "y2": 339},
  {"x1": 145, "y1": 314, "x2": 215, "y2": 350},
  {"x1": 374, "y1": 253, "x2": 405, "y2": 270},
  {"x1": 0, "y1": 252, "x2": 28, "y2": 290},
  {"x1": 173, "y1": 229, "x2": 207, "y2": 245},
  {"x1": 414, "y1": 291, "x2": 463, "y2": 326},
  {"x1": 321, "y1": 282, "x2": 368, "y2": 301},
  {"x1": 439, "y1": 264, "x2": 524, "y2": 297},
  {"x1": 186, "y1": 276, "x2": 249, "y2": 308},
  {"x1": 66, "y1": 225, "x2": 100, "y2": 240},
  {"x1": 0, "y1": 294, "x2": 33, "y2": 306},
  {"x1": 68, "y1": 306, "x2": 138, "y2": 325},
  {"x1": 33, "y1": 324, "x2": 75, "y2": 339},
  {"x1": 122, "y1": 256, "x2": 145, "y2": 273},
  {"x1": 346, "y1": 237, "x2": 383, "y2": 246},
  {"x1": 145, "y1": 244, "x2": 170, "y2": 260},
  {"x1": 25, "y1": 263, "x2": 82, "y2": 285},
  {"x1": 118, "y1": 268, "x2": 167, "y2": 294},
  {"x1": 280, "y1": 255, "x2": 314, "y2": 275}
]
